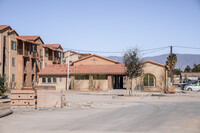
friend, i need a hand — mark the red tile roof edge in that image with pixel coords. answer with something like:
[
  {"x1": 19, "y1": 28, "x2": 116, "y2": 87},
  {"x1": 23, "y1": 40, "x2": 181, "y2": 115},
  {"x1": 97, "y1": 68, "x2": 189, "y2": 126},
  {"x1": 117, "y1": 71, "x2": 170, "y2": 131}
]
[
  {"x1": 0, "y1": 25, "x2": 11, "y2": 31},
  {"x1": 71, "y1": 54, "x2": 120, "y2": 64},
  {"x1": 142, "y1": 60, "x2": 169, "y2": 70}
]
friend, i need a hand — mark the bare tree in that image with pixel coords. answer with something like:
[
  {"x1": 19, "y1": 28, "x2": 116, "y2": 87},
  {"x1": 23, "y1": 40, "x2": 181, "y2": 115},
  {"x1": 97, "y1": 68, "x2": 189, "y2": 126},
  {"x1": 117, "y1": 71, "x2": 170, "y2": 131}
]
[{"x1": 123, "y1": 48, "x2": 143, "y2": 95}]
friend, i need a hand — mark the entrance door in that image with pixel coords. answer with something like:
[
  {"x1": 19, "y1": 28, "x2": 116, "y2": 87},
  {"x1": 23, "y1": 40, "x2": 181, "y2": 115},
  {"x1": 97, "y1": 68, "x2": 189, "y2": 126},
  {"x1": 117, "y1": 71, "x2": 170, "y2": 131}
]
[{"x1": 114, "y1": 76, "x2": 125, "y2": 89}]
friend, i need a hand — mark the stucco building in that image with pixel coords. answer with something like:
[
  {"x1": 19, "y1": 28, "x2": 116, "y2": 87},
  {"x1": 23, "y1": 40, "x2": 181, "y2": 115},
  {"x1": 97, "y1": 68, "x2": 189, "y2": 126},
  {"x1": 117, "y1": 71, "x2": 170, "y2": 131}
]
[
  {"x1": 64, "y1": 50, "x2": 91, "y2": 64},
  {"x1": 0, "y1": 25, "x2": 65, "y2": 89},
  {"x1": 0, "y1": 25, "x2": 19, "y2": 88},
  {"x1": 38, "y1": 54, "x2": 169, "y2": 91}
]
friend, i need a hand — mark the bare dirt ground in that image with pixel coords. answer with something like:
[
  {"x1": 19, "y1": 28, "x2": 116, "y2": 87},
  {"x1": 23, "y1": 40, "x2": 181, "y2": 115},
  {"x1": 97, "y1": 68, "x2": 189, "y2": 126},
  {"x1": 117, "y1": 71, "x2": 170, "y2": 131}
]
[{"x1": 1, "y1": 90, "x2": 200, "y2": 133}]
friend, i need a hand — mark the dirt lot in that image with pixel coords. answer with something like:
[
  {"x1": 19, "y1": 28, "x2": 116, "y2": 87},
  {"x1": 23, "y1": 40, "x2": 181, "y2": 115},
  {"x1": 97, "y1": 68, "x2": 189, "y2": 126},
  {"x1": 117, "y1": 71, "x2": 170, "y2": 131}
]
[{"x1": 1, "y1": 90, "x2": 200, "y2": 133}]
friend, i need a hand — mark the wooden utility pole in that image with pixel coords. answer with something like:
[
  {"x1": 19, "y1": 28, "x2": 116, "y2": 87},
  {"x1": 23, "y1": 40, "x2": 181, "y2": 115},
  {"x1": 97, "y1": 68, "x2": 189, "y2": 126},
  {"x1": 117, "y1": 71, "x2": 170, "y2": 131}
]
[{"x1": 170, "y1": 46, "x2": 173, "y2": 82}]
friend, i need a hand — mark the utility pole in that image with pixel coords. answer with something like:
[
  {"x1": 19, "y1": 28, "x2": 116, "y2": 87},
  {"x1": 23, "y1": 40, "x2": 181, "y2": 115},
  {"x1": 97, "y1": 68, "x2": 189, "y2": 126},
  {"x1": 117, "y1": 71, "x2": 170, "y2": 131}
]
[
  {"x1": 67, "y1": 51, "x2": 70, "y2": 91},
  {"x1": 170, "y1": 46, "x2": 173, "y2": 83}
]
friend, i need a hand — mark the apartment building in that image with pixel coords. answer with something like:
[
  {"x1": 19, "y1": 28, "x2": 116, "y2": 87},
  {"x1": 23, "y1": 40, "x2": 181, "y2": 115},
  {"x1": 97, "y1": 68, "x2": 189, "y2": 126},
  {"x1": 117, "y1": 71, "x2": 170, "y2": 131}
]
[
  {"x1": 0, "y1": 25, "x2": 64, "y2": 89},
  {"x1": 16, "y1": 36, "x2": 44, "y2": 88},
  {"x1": 43, "y1": 44, "x2": 64, "y2": 67},
  {"x1": 0, "y1": 25, "x2": 19, "y2": 88}
]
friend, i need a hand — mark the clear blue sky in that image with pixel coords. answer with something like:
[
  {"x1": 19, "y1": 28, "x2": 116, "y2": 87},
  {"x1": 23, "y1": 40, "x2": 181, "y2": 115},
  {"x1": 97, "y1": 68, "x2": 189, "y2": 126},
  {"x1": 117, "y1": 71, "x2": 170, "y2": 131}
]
[{"x1": 0, "y1": 0, "x2": 200, "y2": 57}]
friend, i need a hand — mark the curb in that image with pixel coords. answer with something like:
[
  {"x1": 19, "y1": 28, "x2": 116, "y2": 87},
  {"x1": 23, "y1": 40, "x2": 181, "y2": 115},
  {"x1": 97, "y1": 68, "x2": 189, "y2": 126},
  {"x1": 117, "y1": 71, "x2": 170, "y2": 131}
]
[{"x1": 0, "y1": 106, "x2": 13, "y2": 118}]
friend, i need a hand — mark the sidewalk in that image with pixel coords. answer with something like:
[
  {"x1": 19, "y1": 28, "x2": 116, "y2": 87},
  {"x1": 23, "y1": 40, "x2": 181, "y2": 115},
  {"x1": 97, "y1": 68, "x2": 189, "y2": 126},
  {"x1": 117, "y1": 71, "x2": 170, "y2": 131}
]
[
  {"x1": 67, "y1": 89, "x2": 163, "y2": 96},
  {"x1": 0, "y1": 99, "x2": 13, "y2": 118}
]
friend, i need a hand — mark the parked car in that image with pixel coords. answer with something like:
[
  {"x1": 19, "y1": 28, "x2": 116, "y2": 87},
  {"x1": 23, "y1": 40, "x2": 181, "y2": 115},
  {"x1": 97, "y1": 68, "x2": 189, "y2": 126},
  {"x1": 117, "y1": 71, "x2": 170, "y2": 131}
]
[
  {"x1": 173, "y1": 80, "x2": 187, "y2": 89},
  {"x1": 184, "y1": 80, "x2": 200, "y2": 91}
]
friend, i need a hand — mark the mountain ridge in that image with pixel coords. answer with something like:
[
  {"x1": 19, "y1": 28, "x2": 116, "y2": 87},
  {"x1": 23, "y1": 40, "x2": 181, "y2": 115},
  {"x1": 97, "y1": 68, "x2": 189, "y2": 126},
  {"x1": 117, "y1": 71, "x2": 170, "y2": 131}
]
[{"x1": 107, "y1": 54, "x2": 200, "y2": 70}]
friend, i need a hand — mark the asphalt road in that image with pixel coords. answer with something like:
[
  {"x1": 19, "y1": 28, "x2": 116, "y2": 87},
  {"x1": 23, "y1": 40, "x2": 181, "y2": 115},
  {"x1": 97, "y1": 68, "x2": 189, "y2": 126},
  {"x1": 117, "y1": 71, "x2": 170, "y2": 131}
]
[{"x1": 1, "y1": 100, "x2": 200, "y2": 133}]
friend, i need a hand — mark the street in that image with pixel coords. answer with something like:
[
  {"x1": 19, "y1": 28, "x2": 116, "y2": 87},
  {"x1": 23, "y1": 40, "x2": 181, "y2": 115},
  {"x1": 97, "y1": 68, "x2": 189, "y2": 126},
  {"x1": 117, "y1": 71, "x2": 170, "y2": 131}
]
[{"x1": 1, "y1": 91, "x2": 200, "y2": 133}]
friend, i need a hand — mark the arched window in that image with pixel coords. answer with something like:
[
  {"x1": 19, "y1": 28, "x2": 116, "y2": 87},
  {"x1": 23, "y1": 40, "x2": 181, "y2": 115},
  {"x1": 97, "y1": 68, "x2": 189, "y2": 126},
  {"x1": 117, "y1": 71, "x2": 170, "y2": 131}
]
[{"x1": 143, "y1": 74, "x2": 155, "y2": 87}]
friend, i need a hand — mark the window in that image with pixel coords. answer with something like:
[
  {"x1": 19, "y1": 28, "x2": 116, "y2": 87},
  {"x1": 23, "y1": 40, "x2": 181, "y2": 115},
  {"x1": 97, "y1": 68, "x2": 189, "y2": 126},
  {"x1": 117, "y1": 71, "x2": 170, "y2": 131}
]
[
  {"x1": 40, "y1": 49, "x2": 42, "y2": 57},
  {"x1": 93, "y1": 74, "x2": 107, "y2": 80},
  {"x1": 12, "y1": 58, "x2": 15, "y2": 67},
  {"x1": 45, "y1": 63, "x2": 47, "y2": 67},
  {"x1": 53, "y1": 78, "x2": 57, "y2": 83},
  {"x1": 143, "y1": 74, "x2": 155, "y2": 87},
  {"x1": 60, "y1": 77, "x2": 62, "y2": 82},
  {"x1": 40, "y1": 62, "x2": 42, "y2": 69},
  {"x1": 11, "y1": 41, "x2": 16, "y2": 50},
  {"x1": 42, "y1": 78, "x2": 46, "y2": 83},
  {"x1": 45, "y1": 48, "x2": 48, "y2": 57},
  {"x1": 48, "y1": 78, "x2": 51, "y2": 83},
  {"x1": 12, "y1": 74, "x2": 15, "y2": 82},
  {"x1": 75, "y1": 75, "x2": 89, "y2": 80}
]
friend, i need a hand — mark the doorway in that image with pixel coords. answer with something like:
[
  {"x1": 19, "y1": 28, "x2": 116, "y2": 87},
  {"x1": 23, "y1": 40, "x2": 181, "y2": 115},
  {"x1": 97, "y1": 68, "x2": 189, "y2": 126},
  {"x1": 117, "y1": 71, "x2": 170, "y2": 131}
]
[{"x1": 114, "y1": 76, "x2": 125, "y2": 89}]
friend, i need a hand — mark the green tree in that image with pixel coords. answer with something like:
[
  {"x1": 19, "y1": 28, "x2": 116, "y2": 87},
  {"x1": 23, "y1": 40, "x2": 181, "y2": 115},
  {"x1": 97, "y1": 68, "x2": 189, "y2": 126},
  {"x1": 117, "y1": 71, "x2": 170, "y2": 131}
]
[
  {"x1": 173, "y1": 68, "x2": 182, "y2": 75},
  {"x1": 184, "y1": 65, "x2": 191, "y2": 72},
  {"x1": 123, "y1": 48, "x2": 143, "y2": 95},
  {"x1": 192, "y1": 64, "x2": 200, "y2": 72},
  {"x1": 0, "y1": 75, "x2": 7, "y2": 96},
  {"x1": 166, "y1": 53, "x2": 177, "y2": 82}
]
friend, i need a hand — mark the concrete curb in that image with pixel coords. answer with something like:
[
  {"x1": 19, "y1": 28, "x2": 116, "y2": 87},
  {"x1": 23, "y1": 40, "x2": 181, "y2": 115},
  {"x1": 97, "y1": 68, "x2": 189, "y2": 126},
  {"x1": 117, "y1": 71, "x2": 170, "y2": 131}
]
[{"x1": 0, "y1": 106, "x2": 13, "y2": 118}]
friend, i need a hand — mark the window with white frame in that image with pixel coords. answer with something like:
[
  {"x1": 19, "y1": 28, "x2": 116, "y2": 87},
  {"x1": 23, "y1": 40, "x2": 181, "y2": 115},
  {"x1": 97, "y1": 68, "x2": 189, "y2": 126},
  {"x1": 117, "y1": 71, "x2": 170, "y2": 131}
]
[
  {"x1": 42, "y1": 78, "x2": 46, "y2": 83},
  {"x1": 48, "y1": 78, "x2": 51, "y2": 83},
  {"x1": 53, "y1": 77, "x2": 57, "y2": 83},
  {"x1": 143, "y1": 74, "x2": 155, "y2": 87}
]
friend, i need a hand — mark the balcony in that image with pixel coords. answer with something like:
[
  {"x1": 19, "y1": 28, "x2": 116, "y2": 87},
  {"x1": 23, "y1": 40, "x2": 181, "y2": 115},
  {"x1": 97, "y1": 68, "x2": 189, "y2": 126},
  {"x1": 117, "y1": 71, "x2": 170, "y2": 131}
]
[
  {"x1": 23, "y1": 66, "x2": 27, "y2": 72},
  {"x1": 17, "y1": 49, "x2": 23, "y2": 55},
  {"x1": 54, "y1": 57, "x2": 57, "y2": 62},
  {"x1": 24, "y1": 49, "x2": 28, "y2": 56},
  {"x1": 32, "y1": 52, "x2": 37, "y2": 58},
  {"x1": 49, "y1": 56, "x2": 52, "y2": 60}
]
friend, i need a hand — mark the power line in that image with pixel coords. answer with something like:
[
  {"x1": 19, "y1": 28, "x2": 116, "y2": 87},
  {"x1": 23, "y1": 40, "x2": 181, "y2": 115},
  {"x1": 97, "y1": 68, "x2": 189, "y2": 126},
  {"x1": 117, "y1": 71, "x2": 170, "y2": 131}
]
[
  {"x1": 63, "y1": 46, "x2": 170, "y2": 54},
  {"x1": 173, "y1": 45, "x2": 200, "y2": 50}
]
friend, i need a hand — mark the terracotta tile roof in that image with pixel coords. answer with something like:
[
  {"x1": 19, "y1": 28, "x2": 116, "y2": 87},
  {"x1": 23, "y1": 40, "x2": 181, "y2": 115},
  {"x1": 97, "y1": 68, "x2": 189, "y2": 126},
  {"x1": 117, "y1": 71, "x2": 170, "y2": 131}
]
[
  {"x1": 8, "y1": 29, "x2": 19, "y2": 36},
  {"x1": 17, "y1": 36, "x2": 44, "y2": 44},
  {"x1": 142, "y1": 60, "x2": 169, "y2": 70},
  {"x1": 72, "y1": 64, "x2": 126, "y2": 75},
  {"x1": 38, "y1": 64, "x2": 74, "y2": 75},
  {"x1": 44, "y1": 44, "x2": 63, "y2": 51},
  {"x1": 71, "y1": 54, "x2": 120, "y2": 64},
  {"x1": 17, "y1": 36, "x2": 40, "y2": 41},
  {"x1": 0, "y1": 25, "x2": 10, "y2": 31}
]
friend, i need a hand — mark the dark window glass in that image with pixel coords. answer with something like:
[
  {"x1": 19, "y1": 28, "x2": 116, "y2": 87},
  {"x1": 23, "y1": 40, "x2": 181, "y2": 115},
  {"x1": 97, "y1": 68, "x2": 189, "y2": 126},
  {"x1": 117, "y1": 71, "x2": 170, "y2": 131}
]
[
  {"x1": 42, "y1": 78, "x2": 46, "y2": 83},
  {"x1": 143, "y1": 74, "x2": 155, "y2": 87},
  {"x1": 53, "y1": 78, "x2": 57, "y2": 83},
  {"x1": 48, "y1": 78, "x2": 51, "y2": 83}
]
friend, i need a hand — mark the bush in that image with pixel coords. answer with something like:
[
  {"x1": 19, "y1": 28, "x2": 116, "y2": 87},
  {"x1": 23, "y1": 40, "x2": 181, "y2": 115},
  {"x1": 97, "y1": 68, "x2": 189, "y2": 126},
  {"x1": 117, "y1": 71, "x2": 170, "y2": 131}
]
[{"x1": 0, "y1": 75, "x2": 7, "y2": 96}]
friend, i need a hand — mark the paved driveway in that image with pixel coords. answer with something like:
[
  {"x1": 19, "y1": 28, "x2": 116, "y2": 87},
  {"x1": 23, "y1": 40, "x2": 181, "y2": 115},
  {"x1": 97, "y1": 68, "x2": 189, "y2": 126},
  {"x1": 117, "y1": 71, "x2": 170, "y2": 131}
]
[{"x1": 1, "y1": 91, "x2": 200, "y2": 133}]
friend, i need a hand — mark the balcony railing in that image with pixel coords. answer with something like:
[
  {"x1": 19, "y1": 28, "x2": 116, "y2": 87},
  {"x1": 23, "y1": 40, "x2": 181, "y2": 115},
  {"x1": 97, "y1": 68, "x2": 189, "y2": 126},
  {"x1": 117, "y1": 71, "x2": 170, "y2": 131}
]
[
  {"x1": 24, "y1": 66, "x2": 26, "y2": 72},
  {"x1": 32, "y1": 52, "x2": 37, "y2": 58},
  {"x1": 17, "y1": 49, "x2": 23, "y2": 55},
  {"x1": 49, "y1": 56, "x2": 52, "y2": 60},
  {"x1": 24, "y1": 49, "x2": 28, "y2": 56},
  {"x1": 54, "y1": 57, "x2": 57, "y2": 62}
]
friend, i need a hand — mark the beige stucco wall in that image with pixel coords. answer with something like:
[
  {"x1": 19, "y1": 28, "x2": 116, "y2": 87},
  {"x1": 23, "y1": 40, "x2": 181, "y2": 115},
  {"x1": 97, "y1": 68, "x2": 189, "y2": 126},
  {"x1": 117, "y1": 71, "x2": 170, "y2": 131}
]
[
  {"x1": 38, "y1": 76, "x2": 67, "y2": 91},
  {"x1": 129, "y1": 62, "x2": 168, "y2": 91},
  {"x1": 73, "y1": 56, "x2": 116, "y2": 66},
  {"x1": 93, "y1": 80, "x2": 108, "y2": 91},
  {"x1": 0, "y1": 28, "x2": 18, "y2": 88},
  {"x1": 74, "y1": 80, "x2": 89, "y2": 90}
]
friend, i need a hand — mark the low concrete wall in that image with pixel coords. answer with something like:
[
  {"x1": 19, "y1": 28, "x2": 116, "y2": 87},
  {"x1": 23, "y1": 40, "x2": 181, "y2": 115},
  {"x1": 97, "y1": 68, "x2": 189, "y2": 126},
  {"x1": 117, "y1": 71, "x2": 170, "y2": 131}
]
[
  {"x1": 93, "y1": 80, "x2": 108, "y2": 91},
  {"x1": 74, "y1": 80, "x2": 89, "y2": 90},
  {"x1": 37, "y1": 90, "x2": 66, "y2": 108}
]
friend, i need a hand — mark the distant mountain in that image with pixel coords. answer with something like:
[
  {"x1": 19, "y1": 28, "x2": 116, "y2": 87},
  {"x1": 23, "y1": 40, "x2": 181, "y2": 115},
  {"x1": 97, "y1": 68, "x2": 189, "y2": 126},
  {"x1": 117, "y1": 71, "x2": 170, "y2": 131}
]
[{"x1": 107, "y1": 54, "x2": 200, "y2": 71}]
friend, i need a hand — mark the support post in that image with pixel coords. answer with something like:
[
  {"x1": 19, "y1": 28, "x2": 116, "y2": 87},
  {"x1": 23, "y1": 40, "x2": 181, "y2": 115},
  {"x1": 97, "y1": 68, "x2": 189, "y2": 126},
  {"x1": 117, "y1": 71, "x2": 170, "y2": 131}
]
[
  {"x1": 67, "y1": 51, "x2": 70, "y2": 91},
  {"x1": 170, "y1": 46, "x2": 173, "y2": 83}
]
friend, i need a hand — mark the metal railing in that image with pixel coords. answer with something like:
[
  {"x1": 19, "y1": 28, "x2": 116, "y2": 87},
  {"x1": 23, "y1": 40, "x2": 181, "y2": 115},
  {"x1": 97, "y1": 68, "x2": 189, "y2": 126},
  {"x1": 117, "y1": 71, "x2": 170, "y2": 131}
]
[
  {"x1": 17, "y1": 49, "x2": 23, "y2": 55},
  {"x1": 24, "y1": 49, "x2": 28, "y2": 56}
]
